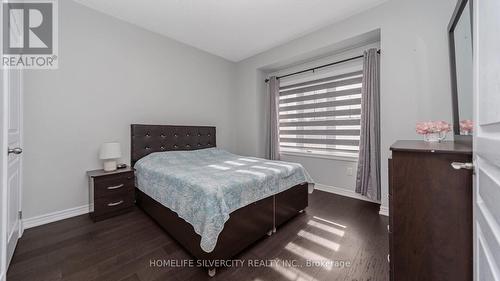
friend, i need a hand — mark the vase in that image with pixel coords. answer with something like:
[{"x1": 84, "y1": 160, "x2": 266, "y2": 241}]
[
  {"x1": 424, "y1": 132, "x2": 446, "y2": 142},
  {"x1": 460, "y1": 130, "x2": 472, "y2": 136}
]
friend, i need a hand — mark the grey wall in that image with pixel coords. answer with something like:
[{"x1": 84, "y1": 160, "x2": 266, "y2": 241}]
[
  {"x1": 22, "y1": 0, "x2": 237, "y2": 219},
  {"x1": 233, "y1": 0, "x2": 456, "y2": 210}
]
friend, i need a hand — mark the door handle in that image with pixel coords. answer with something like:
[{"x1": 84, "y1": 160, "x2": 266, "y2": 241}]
[
  {"x1": 8, "y1": 147, "x2": 23, "y2": 155},
  {"x1": 451, "y1": 162, "x2": 474, "y2": 170}
]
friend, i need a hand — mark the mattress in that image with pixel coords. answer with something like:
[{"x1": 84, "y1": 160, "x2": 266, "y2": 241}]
[{"x1": 134, "y1": 147, "x2": 314, "y2": 252}]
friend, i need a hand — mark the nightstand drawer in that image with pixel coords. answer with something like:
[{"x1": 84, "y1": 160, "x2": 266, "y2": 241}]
[
  {"x1": 94, "y1": 172, "x2": 134, "y2": 198},
  {"x1": 94, "y1": 184, "x2": 134, "y2": 199},
  {"x1": 94, "y1": 191, "x2": 134, "y2": 216},
  {"x1": 94, "y1": 171, "x2": 134, "y2": 186}
]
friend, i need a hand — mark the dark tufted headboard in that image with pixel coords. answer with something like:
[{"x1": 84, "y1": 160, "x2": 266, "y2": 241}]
[{"x1": 130, "y1": 124, "x2": 216, "y2": 167}]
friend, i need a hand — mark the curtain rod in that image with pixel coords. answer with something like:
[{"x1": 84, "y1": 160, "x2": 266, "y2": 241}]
[{"x1": 265, "y1": 49, "x2": 380, "y2": 83}]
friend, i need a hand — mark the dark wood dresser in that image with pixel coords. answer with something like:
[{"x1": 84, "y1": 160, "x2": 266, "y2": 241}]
[
  {"x1": 87, "y1": 167, "x2": 135, "y2": 222},
  {"x1": 389, "y1": 140, "x2": 473, "y2": 281}
]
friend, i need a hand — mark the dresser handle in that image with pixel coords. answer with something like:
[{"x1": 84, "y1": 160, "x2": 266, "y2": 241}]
[
  {"x1": 451, "y1": 162, "x2": 474, "y2": 170},
  {"x1": 387, "y1": 224, "x2": 390, "y2": 233},
  {"x1": 387, "y1": 254, "x2": 390, "y2": 263},
  {"x1": 107, "y1": 200, "x2": 124, "y2": 207},
  {"x1": 107, "y1": 184, "x2": 124, "y2": 190}
]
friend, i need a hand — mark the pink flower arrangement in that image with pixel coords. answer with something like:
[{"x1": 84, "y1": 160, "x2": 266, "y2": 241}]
[
  {"x1": 416, "y1": 121, "x2": 452, "y2": 135},
  {"x1": 460, "y1": 120, "x2": 473, "y2": 134}
]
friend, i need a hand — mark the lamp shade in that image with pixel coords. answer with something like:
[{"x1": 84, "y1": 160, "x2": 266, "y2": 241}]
[{"x1": 99, "y1": 142, "x2": 121, "y2": 160}]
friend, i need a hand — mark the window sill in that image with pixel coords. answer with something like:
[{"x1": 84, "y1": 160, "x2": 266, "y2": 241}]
[{"x1": 280, "y1": 151, "x2": 359, "y2": 162}]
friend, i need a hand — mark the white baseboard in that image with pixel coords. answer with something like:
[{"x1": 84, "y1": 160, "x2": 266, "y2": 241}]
[
  {"x1": 379, "y1": 205, "x2": 389, "y2": 216},
  {"x1": 315, "y1": 184, "x2": 380, "y2": 204},
  {"x1": 22, "y1": 204, "x2": 90, "y2": 230}
]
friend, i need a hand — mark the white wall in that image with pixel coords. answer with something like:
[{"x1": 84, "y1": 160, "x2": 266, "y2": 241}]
[
  {"x1": 22, "y1": 0, "x2": 237, "y2": 219},
  {"x1": 234, "y1": 0, "x2": 457, "y2": 210}
]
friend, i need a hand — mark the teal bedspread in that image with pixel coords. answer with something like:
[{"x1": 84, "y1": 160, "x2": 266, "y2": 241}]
[{"x1": 134, "y1": 148, "x2": 314, "y2": 253}]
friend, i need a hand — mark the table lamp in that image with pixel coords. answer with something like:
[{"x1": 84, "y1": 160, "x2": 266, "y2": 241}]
[{"x1": 99, "y1": 142, "x2": 121, "y2": 171}]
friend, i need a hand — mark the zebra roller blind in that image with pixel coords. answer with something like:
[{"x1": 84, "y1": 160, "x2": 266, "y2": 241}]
[{"x1": 279, "y1": 70, "x2": 362, "y2": 157}]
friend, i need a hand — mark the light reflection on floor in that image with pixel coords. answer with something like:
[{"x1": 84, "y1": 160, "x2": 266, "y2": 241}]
[
  {"x1": 271, "y1": 215, "x2": 347, "y2": 280},
  {"x1": 297, "y1": 230, "x2": 340, "y2": 251},
  {"x1": 268, "y1": 258, "x2": 319, "y2": 281},
  {"x1": 284, "y1": 242, "x2": 333, "y2": 271},
  {"x1": 312, "y1": 216, "x2": 347, "y2": 229},
  {"x1": 307, "y1": 220, "x2": 345, "y2": 237}
]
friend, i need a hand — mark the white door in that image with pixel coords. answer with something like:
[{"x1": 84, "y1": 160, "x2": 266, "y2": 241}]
[
  {"x1": 4, "y1": 67, "x2": 22, "y2": 268},
  {"x1": 473, "y1": 0, "x2": 500, "y2": 280},
  {"x1": 0, "y1": 4, "x2": 23, "y2": 278},
  {"x1": 0, "y1": 70, "x2": 5, "y2": 281}
]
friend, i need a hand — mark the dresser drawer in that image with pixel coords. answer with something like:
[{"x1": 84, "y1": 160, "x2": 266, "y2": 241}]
[
  {"x1": 93, "y1": 172, "x2": 134, "y2": 198},
  {"x1": 94, "y1": 191, "x2": 134, "y2": 217}
]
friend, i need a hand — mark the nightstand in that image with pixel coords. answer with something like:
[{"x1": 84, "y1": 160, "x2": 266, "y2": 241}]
[{"x1": 87, "y1": 166, "x2": 135, "y2": 222}]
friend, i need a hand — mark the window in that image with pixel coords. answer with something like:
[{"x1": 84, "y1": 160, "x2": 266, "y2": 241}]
[{"x1": 279, "y1": 70, "x2": 362, "y2": 158}]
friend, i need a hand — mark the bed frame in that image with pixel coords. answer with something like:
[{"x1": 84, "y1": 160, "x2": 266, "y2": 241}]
[{"x1": 131, "y1": 124, "x2": 308, "y2": 274}]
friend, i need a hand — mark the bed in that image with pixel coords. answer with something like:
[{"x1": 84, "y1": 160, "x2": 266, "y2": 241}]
[{"x1": 131, "y1": 124, "x2": 312, "y2": 276}]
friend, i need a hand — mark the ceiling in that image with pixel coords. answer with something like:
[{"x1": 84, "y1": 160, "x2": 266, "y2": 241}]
[{"x1": 74, "y1": 0, "x2": 388, "y2": 62}]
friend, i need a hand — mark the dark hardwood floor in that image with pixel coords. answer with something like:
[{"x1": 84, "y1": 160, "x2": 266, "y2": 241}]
[{"x1": 7, "y1": 191, "x2": 389, "y2": 281}]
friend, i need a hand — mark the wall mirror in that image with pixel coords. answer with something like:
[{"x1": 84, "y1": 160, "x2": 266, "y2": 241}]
[{"x1": 449, "y1": 0, "x2": 473, "y2": 140}]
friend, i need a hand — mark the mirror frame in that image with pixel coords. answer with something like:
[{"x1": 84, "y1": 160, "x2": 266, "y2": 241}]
[{"x1": 448, "y1": 0, "x2": 473, "y2": 141}]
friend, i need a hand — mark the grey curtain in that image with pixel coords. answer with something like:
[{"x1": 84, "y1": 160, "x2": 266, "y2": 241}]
[
  {"x1": 355, "y1": 48, "x2": 381, "y2": 201},
  {"x1": 266, "y1": 76, "x2": 280, "y2": 160}
]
